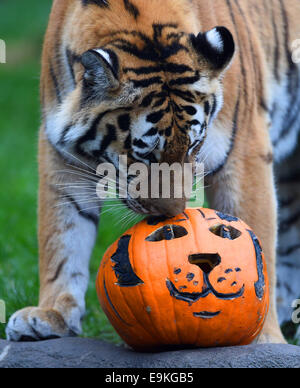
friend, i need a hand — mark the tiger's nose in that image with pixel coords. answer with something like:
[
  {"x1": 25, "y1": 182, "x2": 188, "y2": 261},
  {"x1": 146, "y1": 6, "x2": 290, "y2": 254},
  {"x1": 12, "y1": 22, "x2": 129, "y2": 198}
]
[
  {"x1": 188, "y1": 253, "x2": 221, "y2": 274},
  {"x1": 150, "y1": 198, "x2": 186, "y2": 218}
]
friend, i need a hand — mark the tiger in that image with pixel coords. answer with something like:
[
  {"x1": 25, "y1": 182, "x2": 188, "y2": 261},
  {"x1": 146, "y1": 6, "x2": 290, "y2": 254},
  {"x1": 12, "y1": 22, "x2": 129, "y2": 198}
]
[{"x1": 6, "y1": 0, "x2": 300, "y2": 345}]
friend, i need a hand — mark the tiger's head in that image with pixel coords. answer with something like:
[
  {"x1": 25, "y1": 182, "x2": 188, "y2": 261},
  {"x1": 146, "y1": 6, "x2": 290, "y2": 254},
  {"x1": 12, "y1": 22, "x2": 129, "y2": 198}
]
[{"x1": 48, "y1": 23, "x2": 235, "y2": 217}]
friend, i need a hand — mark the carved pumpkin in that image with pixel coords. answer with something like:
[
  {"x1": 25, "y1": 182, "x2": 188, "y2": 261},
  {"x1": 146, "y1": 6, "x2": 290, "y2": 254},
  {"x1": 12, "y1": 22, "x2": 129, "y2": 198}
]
[{"x1": 96, "y1": 208, "x2": 269, "y2": 351}]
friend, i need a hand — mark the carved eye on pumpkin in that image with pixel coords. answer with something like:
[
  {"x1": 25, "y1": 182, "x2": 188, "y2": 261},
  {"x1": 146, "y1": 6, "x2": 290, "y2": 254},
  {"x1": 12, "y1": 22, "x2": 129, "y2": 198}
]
[
  {"x1": 145, "y1": 225, "x2": 188, "y2": 242},
  {"x1": 209, "y1": 224, "x2": 242, "y2": 240}
]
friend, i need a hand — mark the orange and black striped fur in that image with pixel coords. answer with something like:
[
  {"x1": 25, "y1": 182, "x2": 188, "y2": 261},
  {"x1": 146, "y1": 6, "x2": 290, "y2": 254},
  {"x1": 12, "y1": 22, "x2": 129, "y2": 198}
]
[{"x1": 6, "y1": 0, "x2": 300, "y2": 344}]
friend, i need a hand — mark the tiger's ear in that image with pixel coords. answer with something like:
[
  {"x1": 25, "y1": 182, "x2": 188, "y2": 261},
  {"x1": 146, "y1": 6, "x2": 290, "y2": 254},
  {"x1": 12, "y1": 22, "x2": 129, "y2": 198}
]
[
  {"x1": 190, "y1": 27, "x2": 235, "y2": 72},
  {"x1": 81, "y1": 49, "x2": 119, "y2": 90}
]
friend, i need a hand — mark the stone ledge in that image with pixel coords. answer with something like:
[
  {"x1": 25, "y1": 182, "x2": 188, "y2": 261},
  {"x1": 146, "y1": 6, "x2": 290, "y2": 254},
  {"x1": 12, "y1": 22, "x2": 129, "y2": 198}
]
[{"x1": 0, "y1": 338, "x2": 300, "y2": 368}]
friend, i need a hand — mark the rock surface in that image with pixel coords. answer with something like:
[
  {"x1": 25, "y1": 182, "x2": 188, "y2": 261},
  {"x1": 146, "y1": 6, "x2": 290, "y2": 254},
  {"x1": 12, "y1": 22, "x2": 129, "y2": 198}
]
[{"x1": 0, "y1": 338, "x2": 300, "y2": 368}]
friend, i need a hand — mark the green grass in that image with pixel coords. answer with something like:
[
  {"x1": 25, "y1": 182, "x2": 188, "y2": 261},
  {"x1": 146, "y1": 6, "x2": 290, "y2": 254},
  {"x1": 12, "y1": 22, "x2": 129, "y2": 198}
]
[{"x1": 0, "y1": 0, "x2": 47, "y2": 339}]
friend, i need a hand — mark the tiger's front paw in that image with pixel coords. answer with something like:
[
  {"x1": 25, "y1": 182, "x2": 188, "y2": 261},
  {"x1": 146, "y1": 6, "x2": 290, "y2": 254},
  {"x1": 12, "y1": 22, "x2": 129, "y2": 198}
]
[{"x1": 6, "y1": 307, "x2": 80, "y2": 342}]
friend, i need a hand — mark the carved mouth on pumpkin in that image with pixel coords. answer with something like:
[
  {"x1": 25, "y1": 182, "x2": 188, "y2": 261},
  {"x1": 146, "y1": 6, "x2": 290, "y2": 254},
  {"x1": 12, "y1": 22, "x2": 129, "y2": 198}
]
[
  {"x1": 166, "y1": 277, "x2": 245, "y2": 305},
  {"x1": 166, "y1": 279, "x2": 210, "y2": 304},
  {"x1": 193, "y1": 311, "x2": 221, "y2": 319}
]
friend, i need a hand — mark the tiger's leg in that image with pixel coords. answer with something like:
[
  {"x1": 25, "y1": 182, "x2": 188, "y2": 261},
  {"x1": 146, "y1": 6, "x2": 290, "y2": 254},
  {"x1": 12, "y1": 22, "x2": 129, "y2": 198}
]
[
  {"x1": 6, "y1": 132, "x2": 100, "y2": 341},
  {"x1": 206, "y1": 115, "x2": 286, "y2": 344},
  {"x1": 276, "y1": 142, "x2": 300, "y2": 343}
]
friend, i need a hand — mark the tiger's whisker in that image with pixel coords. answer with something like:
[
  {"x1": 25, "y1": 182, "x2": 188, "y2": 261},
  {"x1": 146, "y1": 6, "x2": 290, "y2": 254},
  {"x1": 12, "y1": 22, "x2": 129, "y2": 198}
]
[{"x1": 61, "y1": 149, "x2": 97, "y2": 173}]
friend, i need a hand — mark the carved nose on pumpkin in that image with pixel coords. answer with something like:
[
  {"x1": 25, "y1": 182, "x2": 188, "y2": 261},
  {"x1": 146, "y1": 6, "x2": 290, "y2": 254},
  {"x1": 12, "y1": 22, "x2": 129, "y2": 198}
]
[{"x1": 188, "y1": 253, "x2": 221, "y2": 274}]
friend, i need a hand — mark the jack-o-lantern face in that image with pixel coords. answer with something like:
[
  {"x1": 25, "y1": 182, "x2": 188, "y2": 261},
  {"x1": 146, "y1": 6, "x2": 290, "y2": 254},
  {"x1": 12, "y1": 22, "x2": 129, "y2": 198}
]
[{"x1": 97, "y1": 208, "x2": 269, "y2": 351}]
